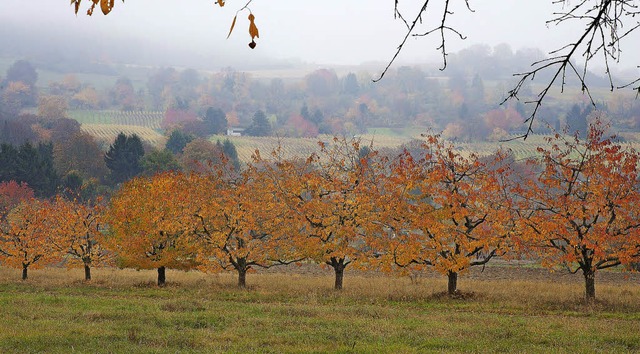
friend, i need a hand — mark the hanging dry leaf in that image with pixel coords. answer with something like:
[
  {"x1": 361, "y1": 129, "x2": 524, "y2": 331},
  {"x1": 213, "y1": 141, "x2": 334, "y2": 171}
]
[
  {"x1": 71, "y1": 0, "x2": 81, "y2": 15},
  {"x1": 87, "y1": 0, "x2": 98, "y2": 16},
  {"x1": 100, "y1": 0, "x2": 114, "y2": 15},
  {"x1": 248, "y1": 13, "x2": 259, "y2": 39},
  {"x1": 227, "y1": 15, "x2": 237, "y2": 39}
]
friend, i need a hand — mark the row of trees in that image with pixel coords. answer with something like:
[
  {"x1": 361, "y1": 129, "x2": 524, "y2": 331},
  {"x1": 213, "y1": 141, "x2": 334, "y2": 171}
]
[
  {"x1": 0, "y1": 111, "x2": 242, "y2": 202},
  {"x1": 7, "y1": 55, "x2": 640, "y2": 143},
  {"x1": 1, "y1": 121, "x2": 639, "y2": 301}
]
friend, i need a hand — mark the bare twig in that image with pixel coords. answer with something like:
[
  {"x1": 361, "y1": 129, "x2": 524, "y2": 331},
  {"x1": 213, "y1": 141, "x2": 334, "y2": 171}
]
[
  {"x1": 501, "y1": 0, "x2": 639, "y2": 139},
  {"x1": 374, "y1": 0, "x2": 473, "y2": 82},
  {"x1": 380, "y1": 1, "x2": 639, "y2": 139}
]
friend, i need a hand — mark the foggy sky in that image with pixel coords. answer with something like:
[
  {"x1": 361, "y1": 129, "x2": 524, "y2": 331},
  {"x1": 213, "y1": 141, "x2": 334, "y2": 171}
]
[{"x1": 0, "y1": 1, "x2": 638, "y2": 72}]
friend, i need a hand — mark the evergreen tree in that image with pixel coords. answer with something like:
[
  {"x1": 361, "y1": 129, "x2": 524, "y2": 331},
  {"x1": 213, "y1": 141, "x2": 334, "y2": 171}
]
[
  {"x1": 104, "y1": 133, "x2": 145, "y2": 185},
  {"x1": 32, "y1": 143, "x2": 59, "y2": 197},
  {"x1": 311, "y1": 109, "x2": 324, "y2": 125},
  {"x1": 165, "y1": 129, "x2": 194, "y2": 154},
  {"x1": 469, "y1": 73, "x2": 485, "y2": 108},
  {"x1": 246, "y1": 110, "x2": 271, "y2": 137},
  {"x1": 342, "y1": 72, "x2": 360, "y2": 95},
  {"x1": 222, "y1": 138, "x2": 241, "y2": 170},
  {"x1": 565, "y1": 104, "x2": 591, "y2": 137},
  {"x1": 300, "y1": 104, "x2": 311, "y2": 121},
  {"x1": 203, "y1": 107, "x2": 228, "y2": 135},
  {"x1": 0, "y1": 142, "x2": 59, "y2": 197},
  {"x1": 0, "y1": 143, "x2": 19, "y2": 182}
]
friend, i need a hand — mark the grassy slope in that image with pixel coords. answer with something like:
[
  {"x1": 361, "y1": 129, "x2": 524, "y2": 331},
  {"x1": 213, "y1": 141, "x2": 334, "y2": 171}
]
[{"x1": 0, "y1": 267, "x2": 638, "y2": 353}]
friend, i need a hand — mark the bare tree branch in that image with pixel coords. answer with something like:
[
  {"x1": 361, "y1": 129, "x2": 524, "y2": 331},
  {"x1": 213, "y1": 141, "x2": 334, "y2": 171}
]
[
  {"x1": 374, "y1": 0, "x2": 473, "y2": 82},
  {"x1": 502, "y1": 0, "x2": 640, "y2": 139},
  {"x1": 381, "y1": 0, "x2": 639, "y2": 139}
]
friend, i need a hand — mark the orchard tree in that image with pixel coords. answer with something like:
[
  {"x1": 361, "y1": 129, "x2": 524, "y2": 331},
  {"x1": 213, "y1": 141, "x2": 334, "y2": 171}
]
[
  {"x1": 187, "y1": 164, "x2": 300, "y2": 288},
  {"x1": 46, "y1": 196, "x2": 110, "y2": 281},
  {"x1": 266, "y1": 138, "x2": 383, "y2": 290},
  {"x1": 383, "y1": 136, "x2": 514, "y2": 295},
  {"x1": 105, "y1": 172, "x2": 197, "y2": 286},
  {"x1": 0, "y1": 199, "x2": 57, "y2": 280},
  {"x1": 514, "y1": 120, "x2": 640, "y2": 301}
]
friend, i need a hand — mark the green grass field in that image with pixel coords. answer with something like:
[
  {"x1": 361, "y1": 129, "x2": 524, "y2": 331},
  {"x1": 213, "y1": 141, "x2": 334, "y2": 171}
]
[{"x1": 0, "y1": 266, "x2": 638, "y2": 353}]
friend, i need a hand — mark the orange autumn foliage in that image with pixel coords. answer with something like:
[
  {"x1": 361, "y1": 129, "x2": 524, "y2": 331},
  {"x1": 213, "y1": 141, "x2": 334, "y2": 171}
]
[
  {"x1": 45, "y1": 196, "x2": 111, "y2": 280},
  {"x1": 263, "y1": 138, "x2": 384, "y2": 289},
  {"x1": 381, "y1": 135, "x2": 514, "y2": 294},
  {"x1": 0, "y1": 198, "x2": 58, "y2": 280},
  {"x1": 105, "y1": 172, "x2": 198, "y2": 284},
  {"x1": 186, "y1": 163, "x2": 300, "y2": 287},
  {"x1": 513, "y1": 120, "x2": 640, "y2": 300}
]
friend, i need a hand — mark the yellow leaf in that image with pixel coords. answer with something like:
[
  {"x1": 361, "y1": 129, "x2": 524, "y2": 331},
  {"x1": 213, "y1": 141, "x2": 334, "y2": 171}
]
[{"x1": 227, "y1": 15, "x2": 237, "y2": 39}]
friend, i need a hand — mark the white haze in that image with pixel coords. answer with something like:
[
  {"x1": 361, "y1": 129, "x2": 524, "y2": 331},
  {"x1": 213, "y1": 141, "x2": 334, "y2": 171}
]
[{"x1": 0, "y1": 0, "x2": 638, "y2": 72}]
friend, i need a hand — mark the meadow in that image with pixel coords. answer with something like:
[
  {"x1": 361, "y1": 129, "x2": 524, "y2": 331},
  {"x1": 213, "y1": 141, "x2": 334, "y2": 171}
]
[{"x1": 0, "y1": 266, "x2": 638, "y2": 353}]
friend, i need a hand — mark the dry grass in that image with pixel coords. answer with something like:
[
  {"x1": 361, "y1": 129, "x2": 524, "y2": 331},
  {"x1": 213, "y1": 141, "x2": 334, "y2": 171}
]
[
  {"x1": 1, "y1": 266, "x2": 639, "y2": 353},
  {"x1": 2, "y1": 266, "x2": 639, "y2": 312}
]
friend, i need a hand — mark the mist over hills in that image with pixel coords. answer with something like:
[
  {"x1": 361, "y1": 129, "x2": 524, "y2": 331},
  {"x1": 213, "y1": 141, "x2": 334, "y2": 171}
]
[{"x1": 0, "y1": 19, "x2": 296, "y2": 75}]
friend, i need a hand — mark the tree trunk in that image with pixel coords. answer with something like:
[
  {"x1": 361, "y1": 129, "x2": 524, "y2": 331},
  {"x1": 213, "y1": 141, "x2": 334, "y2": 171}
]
[
  {"x1": 583, "y1": 267, "x2": 596, "y2": 301},
  {"x1": 447, "y1": 271, "x2": 458, "y2": 295},
  {"x1": 157, "y1": 266, "x2": 166, "y2": 287},
  {"x1": 84, "y1": 264, "x2": 92, "y2": 281},
  {"x1": 334, "y1": 266, "x2": 344, "y2": 290},
  {"x1": 237, "y1": 268, "x2": 247, "y2": 288},
  {"x1": 22, "y1": 265, "x2": 28, "y2": 281},
  {"x1": 331, "y1": 258, "x2": 346, "y2": 290}
]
